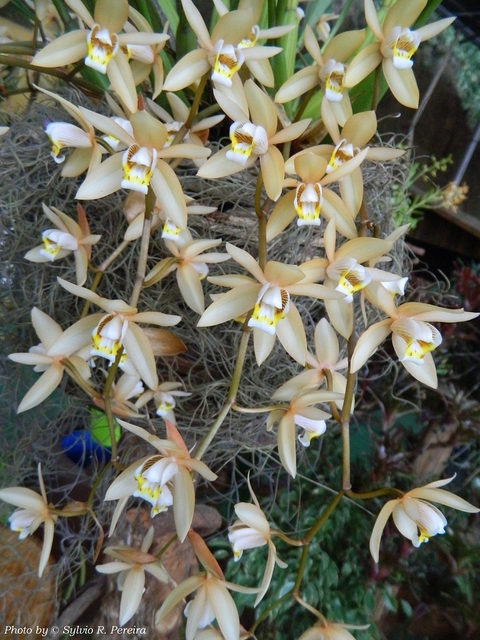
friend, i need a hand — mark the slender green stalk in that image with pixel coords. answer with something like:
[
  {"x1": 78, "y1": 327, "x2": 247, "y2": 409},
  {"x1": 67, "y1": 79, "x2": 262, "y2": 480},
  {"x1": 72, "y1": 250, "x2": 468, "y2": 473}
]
[
  {"x1": 254, "y1": 172, "x2": 268, "y2": 270},
  {"x1": 340, "y1": 364, "x2": 356, "y2": 492},
  {"x1": 0, "y1": 56, "x2": 102, "y2": 95},
  {"x1": 129, "y1": 198, "x2": 153, "y2": 309},
  {"x1": 249, "y1": 591, "x2": 292, "y2": 635},
  {"x1": 347, "y1": 487, "x2": 403, "y2": 500},
  {"x1": 102, "y1": 350, "x2": 124, "y2": 464},
  {"x1": 303, "y1": 489, "x2": 344, "y2": 545},
  {"x1": 194, "y1": 323, "x2": 252, "y2": 461}
]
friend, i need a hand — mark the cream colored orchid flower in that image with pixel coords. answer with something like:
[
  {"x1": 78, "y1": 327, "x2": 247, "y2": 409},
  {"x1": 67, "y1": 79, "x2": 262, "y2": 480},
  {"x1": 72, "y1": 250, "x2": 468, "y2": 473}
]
[
  {"x1": 104, "y1": 420, "x2": 217, "y2": 542},
  {"x1": 96, "y1": 525, "x2": 168, "y2": 626},
  {"x1": 268, "y1": 148, "x2": 370, "y2": 241},
  {"x1": 198, "y1": 79, "x2": 310, "y2": 201},
  {"x1": 37, "y1": 87, "x2": 102, "y2": 177},
  {"x1": 228, "y1": 480, "x2": 287, "y2": 605},
  {"x1": 75, "y1": 107, "x2": 210, "y2": 231},
  {"x1": 123, "y1": 190, "x2": 216, "y2": 243},
  {"x1": 275, "y1": 24, "x2": 365, "y2": 126},
  {"x1": 213, "y1": 0, "x2": 293, "y2": 87},
  {"x1": 144, "y1": 229, "x2": 230, "y2": 315},
  {"x1": 370, "y1": 476, "x2": 480, "y2": 563},
  {"x1": 0, "y1": 464, "x2": 57, "y2": 577},
  {"x1": 8, "y1": 307, "x2": 94, "y2": 413},
  {"x1": 267, "y1": 386, "x2": 339, "y2": 477},
  {"x1": 199, "y1": 243, "x2": 344, "y2": 366},
  {"x1": 58, "y1": 277, "x2": 181, "y2": 390},
  {"x1": 281, "y1": 318, "x2": 350, "y2": 412},
  {"x1": 135, "y1": 380, "x2": 191, "y2": 425},
  {"x1": 299, "y1": 621, "x2": 368, "y2": 640},
  {"x1": 156, "y1": 570, "x2": 254, "y2": 640},
  {"x1": 32, "y1": 0, "x2": 168, "y2": 112},
  {"x1": 344, "y1": 0, "x2": 455, "y2": 109},
  {"x1": 295, "y1": 99, "x2": 405, "y2": 216},
  {"x1": 163, "y1": 0, "x2": 281, "y2": 91},
  {"x1": 24, "y1": 203, "x2": 100, "y2": 286},
  {"x1": 351, "y1": 286, "x2": 479, "y2": 388},
  {"x1": 298, "y1": 218, "x2": 398, "y2": 339}
]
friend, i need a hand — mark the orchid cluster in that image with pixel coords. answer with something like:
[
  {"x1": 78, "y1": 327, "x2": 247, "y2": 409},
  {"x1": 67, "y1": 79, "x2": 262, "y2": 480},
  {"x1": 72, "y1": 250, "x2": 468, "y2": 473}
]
[{"x1": 1, "y1": 0, "x2": 479, "y2": 638}]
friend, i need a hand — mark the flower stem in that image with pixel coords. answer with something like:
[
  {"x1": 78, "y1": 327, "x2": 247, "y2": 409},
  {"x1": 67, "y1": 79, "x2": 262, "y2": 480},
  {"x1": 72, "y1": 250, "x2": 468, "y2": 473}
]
[
  {"x1": 303, "y1": 489, "x2": 344, "y2": 545},
  {"x1": 346, "y1": 487, "x2": 403, "y2": 499},
  {"x1": 194, "y1": 322, "x2": 251, "y2": 461},
  {"x1": 254, "y1": 172, "x2": 268, "y2": 270},
  {"x1": 129, "y1": 191, "x2": 153, "y2": 309}
]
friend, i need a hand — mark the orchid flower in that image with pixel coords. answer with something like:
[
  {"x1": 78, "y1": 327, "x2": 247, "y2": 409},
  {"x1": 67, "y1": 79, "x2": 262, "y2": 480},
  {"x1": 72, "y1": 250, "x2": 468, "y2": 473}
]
[
  {"x1": 345, "y1": 0, "x2": 455, "y2": 109},
  {"x1": 299, "y1": 621, "x2": 368, "y2": 640},
  {"x1": 228, "y1": 480, "x2": 287, "y2": 605},
  {"x1": 197, "y1": 80, "x2": 310, "y2": 200},
  {"x1": 280, "y1": 319, "x2": 350, "y2": 412},
  {"x1": 275, "y1": 24, "x2": 365, "y2": 126},
  {"x1": 199, "y1": 243, "x2": 344, "y2": 366},
  {"x1": 144, "y1": 229, "x2": 230, "y2": 315},
  {"x1": 198, "y1": 79, "x2": 310, "y2": 201},
  {"x1": 351, "y1": 286, "x2": 479, "y2": 388},
  {"x1": 267, "y1": 386, "x2": 340, "y2": 477},
  {"x1": 104, "y1": 420, "x2": 217, "y2": 542},
  {"x1": 75, "y1": 107, "x2": 210, "y2": 230},
  {"x1": 123, "y1": 191, "x2": 216, "y2": 243},
  {"x1": 135, "y1": 380, "x2": 191, "y2": 425},
  {"x1": 163, "y1": 0, "x2": 281, "y2": 91},
  {"x1": 213, "y1": 0, "x2": 293, "y2": 87},
  {"x1": 96, "y1": 526, "x2": 168, "y2": 626},
  {"x1": 58, "y1": 277, "x2": 181, "y2": 390},
  {"x1": 156, "y1": 571, "x2": 255, "y2": 640},
  {"x1": 298, "y1": 218, "x2": 398, "y2": 339},
  {"x1": 32, "y1": 0, "x2": 168, "y2": 112},
  {"x1": 38, "y1": 87, "x2": 101, "y2": 176},
  {"x1": 8, "y1": 307, "x2": 94, "y2": 412},
  {"x1": 267, "y1": 149, "x2": 369, "y2": 241},
  {"x1": 0, "y1": 464, "x2": 57, "y2": 577},
  {"x1": 24, "y1": 203, "x2": 100, "y2": 286},
  {"x1": 291, "y1": 99, "x2": 405, "y2": 216},
  {"x1": 370, "y1": 476, "x2": 479, "y2": 562}
]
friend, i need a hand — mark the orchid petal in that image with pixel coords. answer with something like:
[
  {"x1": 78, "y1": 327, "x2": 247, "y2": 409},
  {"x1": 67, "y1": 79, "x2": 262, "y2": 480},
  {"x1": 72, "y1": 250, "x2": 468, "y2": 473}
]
[{"x1": 369, "y1": 499, "x2": 399, "y2": 562}]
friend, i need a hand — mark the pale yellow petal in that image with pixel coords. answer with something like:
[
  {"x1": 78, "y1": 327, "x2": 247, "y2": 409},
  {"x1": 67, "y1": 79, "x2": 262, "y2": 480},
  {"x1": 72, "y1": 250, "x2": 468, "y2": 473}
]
[
  {"x1": 76, "y1": 154, "x2": 123, "y2": 200},
  {"x1": 32, "y1": 30, "x2": 87, "y2": 68},
  {"x1": 123, "y1": 324, "x2": 159, "y2": 390},
  {"x1": 350, "y1": 319, "x2": 392, "y2": 372},
  {"x1": 171, "y1": 467, "x2": 194, "y2": 542},
  {"x1": 163, "y1": 49, "x2": 210, "y2": 92},
  {"x1": 275, "y1": 66, "x2": 318, "y2": 103},
  {"x1": 150, "y1": 162, "x2": 187, "y2": 230},
  {"x1": 17, "y1": 365, "x2": 64, "y2": 413},
  {"x1": 382, "y1": 59, "x2": 419, "y2": 109},
  {"x1": 383, "y1": 0, "x2": 427, "y2": 34},
  {"x1": 344, "y1": 43, "x2": 382, "y2": 88},
  {"x1": 277, "y1": 304, "x2": 306, "y2": 365},
  {"x1": 369, "y1": 499, "x2": 399, "y2": 563},
  {"x1": 119, "y1": 567, "x2": 145, "y2": 625},
  {"x1": 261, "y1": 146, "x2": 284, "y2": 201}
]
